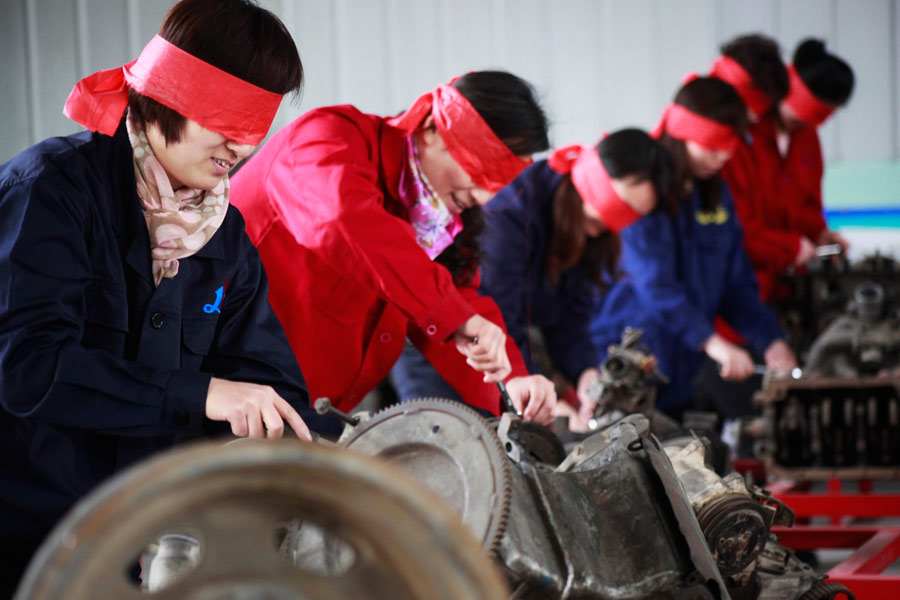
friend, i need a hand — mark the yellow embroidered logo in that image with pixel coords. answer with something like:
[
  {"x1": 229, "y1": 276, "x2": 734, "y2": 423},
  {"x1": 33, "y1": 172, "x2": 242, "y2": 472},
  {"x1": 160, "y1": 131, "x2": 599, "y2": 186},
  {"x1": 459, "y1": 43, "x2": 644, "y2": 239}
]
[{"x1": 696, "y1": 206, "x2": 729, "y2": 225}]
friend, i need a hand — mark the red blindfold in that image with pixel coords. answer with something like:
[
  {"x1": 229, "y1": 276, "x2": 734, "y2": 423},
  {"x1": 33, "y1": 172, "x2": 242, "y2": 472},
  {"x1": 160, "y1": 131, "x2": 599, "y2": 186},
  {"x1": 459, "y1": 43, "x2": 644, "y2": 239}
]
[
  {"x1": 387, "y1": 82, "x2": 531, "y2": 193},
  {"x1": 652, "y1": 103, "x2": 739, "y2": 153},
  {"x1": 709, "y1": 55, "x2": 772, "y2": 118},
  {"x1": 784, "y1": 64, "x2": 835, "y2": 127},
  {"x1": 548, "y1": 144, "x2": 641, "y2": 232},
  {"x1": 64, "y1": 35, "x2": 283, "y2": 145}
]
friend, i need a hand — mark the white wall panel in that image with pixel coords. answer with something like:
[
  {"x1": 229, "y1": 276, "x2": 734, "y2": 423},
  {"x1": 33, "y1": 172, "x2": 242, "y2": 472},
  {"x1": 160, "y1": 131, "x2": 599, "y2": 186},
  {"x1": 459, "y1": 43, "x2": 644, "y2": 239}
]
[
  {"x1": 385, "y1": 0, "x2": 442, "y2": 113},
  {"x1": 599, "y1": 0, "x2": 658, "y2": 132},
  {"x1": 893, "y1": 0, "x2": 900, "y2": 159},
  {"x1": 29, "y1": 0, "x2": 80, "y2": 140},
  {"x1": 834, "y1": 0, "x2": 893, "y2": 160},
  {"x1": 654, "y1": 0, "x2": 718, "y2": 116},
  {"x1": 334, "y1": 0, "x2": 389, "y2": 113},
  {"x1": 716, "y1": 0, "x2": 779, "y2": 41},
  {"x1": 437, "y1": 0, "x2": 495, "y2": 76},
  {"x1": 0, "y1": 0, "x2": 31, "y2": 155},
  {"x1": 1, "y1": 0, "x2": 897, "y2": 166},
  {"x1": 545, "y1": 0, "x2": 605, "y2": 146}
]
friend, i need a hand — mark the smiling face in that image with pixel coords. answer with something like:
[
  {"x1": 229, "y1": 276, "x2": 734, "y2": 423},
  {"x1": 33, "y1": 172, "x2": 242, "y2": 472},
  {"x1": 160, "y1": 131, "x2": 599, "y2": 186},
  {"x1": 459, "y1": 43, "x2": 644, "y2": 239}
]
[
  {"x1": 145, "y1": 119, "x2": 257, "y2": 190},
  {"x1": 685, "y1": 141, "x2": 733, "y2": 179}
]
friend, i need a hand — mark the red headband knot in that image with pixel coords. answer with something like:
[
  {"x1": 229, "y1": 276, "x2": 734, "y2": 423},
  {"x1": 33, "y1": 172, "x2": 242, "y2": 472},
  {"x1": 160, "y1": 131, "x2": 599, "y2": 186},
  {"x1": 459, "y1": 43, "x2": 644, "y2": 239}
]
[
  {"x1": 784, "y1": 64, "x2": 835, "y2": 126},
  {"x1": 387, "y1": 82, "x2": 532, "y2": 193},
  {"x1": 709, "y1": 55, "x2": 773, "y2": 118},
  {"x1": 652, "y1": 103, "x2": 739, "y2": 154},
  {"x1": 64, "y1": 35, "x2": 284, "y2": 145},
  {"x1": 548, "y1": 144, "x2": 641, "y2": 232}
]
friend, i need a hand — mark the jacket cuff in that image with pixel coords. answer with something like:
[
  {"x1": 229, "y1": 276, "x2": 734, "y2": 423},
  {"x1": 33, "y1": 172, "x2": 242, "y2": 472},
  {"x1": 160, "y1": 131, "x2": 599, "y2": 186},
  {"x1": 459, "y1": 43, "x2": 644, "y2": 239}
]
[
  {"x1": 163, "y1": 370, "x2": 212, "y2": 432},
  {"x1": 414, "y1": 290, "x2": 476, "y2": 343}
]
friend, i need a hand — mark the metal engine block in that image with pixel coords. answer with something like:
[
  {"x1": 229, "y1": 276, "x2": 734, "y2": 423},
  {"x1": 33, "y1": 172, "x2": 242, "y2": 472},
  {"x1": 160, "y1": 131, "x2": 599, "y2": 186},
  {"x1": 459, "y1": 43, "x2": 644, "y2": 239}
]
[
  {"x1": 757, "y1": 276, "x2": 900, "y2": 478},
  {"x1": 338, "y1": 399, "x2": 840, "y2": 600}
]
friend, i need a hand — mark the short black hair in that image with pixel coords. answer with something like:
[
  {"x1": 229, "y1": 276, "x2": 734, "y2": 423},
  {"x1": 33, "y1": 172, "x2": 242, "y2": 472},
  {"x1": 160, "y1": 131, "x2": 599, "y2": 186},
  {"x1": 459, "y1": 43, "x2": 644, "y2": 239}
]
[
  {"x1": 793, "y1": 38, "x2": 855, "y2": 106},
  {"x1": 720, "y1": 33, "x2": 788, "y2": 106},
  {"x1": 128, "y1": 0, "x2": 303, "y2": 144}
]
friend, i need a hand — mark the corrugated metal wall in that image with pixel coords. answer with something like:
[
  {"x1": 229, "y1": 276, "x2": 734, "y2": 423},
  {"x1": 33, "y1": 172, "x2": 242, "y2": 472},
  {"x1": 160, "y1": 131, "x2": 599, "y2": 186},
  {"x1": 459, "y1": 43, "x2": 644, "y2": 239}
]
[{"x1": 1, "y1": 0, "x2": 897, "y2": 166}]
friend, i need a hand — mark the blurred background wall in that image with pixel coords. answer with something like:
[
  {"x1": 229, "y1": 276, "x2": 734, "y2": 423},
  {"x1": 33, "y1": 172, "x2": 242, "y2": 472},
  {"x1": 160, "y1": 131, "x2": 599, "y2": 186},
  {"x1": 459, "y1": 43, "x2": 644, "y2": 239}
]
[{"x1": 1, "y1": 0, "x2": 898, "y2": 210}]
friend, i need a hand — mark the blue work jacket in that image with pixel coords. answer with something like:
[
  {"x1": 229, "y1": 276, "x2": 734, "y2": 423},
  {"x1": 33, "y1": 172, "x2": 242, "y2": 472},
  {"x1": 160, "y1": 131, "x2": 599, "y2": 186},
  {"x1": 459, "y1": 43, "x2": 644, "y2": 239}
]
[
  {"x1": 0, "y1": 125, "x2": 312, "y2": 564},
  {"x1": 480, "y1": 161, "x2": 597, "y2": 383},
  {"x1": 589, "y1": 183, "x2": 782, "y2": 409}
]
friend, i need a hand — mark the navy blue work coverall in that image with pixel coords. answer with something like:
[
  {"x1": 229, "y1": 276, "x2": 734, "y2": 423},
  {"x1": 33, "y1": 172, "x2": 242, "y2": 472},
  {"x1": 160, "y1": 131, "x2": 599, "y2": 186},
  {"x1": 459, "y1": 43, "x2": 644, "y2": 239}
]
[
  {"x1": 479, "y1": 161, "x2": 598, "y2": 382},
  {"x1": 390, "y1": 161, "x2": 597, "y2": 401},
  {"x1": 589, "y1": 183, "x2": 783, "y2": 412},
  {"x1": 0, "y1": 125, "x2": 314, "y2": 594}
]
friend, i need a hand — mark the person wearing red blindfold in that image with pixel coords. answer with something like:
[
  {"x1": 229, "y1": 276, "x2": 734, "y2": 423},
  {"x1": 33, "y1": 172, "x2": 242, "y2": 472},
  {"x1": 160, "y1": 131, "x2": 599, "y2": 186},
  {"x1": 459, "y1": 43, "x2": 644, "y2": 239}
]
[
  {"x1": 712, "y1": 34, "x2": 790, "y2": 123},
  {"x1": 0, "y1": 1, "x2": 312, "y2": 594},
  {"x1": 724, "y1": 39, "x2": 854, "y2": 304},
  {"x1": 389, "y1": 129, "x2": 668, "y2": 430},
  {"x1": 590, "y1": 78, "x2": 796, "y2": 418},
  {"x1": 230, "y1": 72, "x2": 559, "y2": 425}
]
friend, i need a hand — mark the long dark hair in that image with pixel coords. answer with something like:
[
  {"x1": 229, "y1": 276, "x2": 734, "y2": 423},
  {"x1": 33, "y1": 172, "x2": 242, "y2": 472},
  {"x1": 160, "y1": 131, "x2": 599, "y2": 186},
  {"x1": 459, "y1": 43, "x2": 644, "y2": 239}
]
[
  {"x1": 793, "y1": 38, "x2": 854, "y2": 106},
  {"x1": 658, "y1": 77, "x2": 747, "y2": 212},
  {"x1": 545, "y1": 129, "x2": 670, "y2": 287},
  {"x1": 436, "y1": 71, "x2": 550, "y2": 285},
  {"x1": 128, "y1": 0, "x2": 303, "y2": 144}
]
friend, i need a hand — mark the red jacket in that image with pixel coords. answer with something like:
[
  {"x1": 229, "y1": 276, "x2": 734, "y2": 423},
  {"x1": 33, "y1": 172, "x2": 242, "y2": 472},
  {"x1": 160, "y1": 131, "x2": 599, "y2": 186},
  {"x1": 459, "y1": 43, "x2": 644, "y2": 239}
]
[
  {"x1": 230, "y1": 105, "x2": 526, "y2": 414},
  {"x1": 723, "y1": 118, "x2": 827, "y2": 300}
]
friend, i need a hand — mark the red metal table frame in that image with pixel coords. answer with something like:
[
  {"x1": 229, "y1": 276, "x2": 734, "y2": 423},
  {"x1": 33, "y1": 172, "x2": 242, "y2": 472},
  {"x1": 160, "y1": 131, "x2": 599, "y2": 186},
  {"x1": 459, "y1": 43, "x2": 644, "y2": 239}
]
[{"x1": 767, "y1": 478, "x2": 900, "y2": 599}]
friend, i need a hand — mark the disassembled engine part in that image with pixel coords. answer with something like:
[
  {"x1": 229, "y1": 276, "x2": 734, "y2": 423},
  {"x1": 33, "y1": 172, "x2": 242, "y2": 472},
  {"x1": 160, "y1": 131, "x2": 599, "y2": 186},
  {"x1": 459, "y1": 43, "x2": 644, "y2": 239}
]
[
  {"x1": 342, "y1": 398, "x2": 512, "y2": 553},
  {"x1": 665, "y1": 439, "x2": 793, "y2": 578},
  {"x1": 592, "y1": 327, "x2": 669, "y2": 419},
  {"x1": 15, "y1": 439, "x2": 508, "y2": 600},
  {"x1": 757, "y1": 375, "x2": 900, "y2": 478}
]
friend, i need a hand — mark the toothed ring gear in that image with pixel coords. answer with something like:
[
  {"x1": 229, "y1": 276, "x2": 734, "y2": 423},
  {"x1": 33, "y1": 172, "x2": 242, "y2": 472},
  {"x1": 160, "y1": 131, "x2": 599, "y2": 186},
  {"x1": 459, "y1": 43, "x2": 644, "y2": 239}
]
[{"x1": 343, "y1": 399, "x2": 512, "y2": 553}]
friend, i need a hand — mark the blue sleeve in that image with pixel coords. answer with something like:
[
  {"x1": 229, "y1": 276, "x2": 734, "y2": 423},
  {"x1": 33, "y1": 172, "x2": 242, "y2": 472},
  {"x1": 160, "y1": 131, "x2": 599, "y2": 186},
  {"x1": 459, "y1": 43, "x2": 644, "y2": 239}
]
[
  {"x1": 620, "y1": 213, "x2": 714, "y2": 352},
  {"x1": 479, "y1": 196, "x2": 539, "y2": 374},
  {"x1": 541, "y1": 272, "x2": 597, "y2": 382},
  {"x1": 716, "y1": 188, "x2": 783, "y2": 353}
]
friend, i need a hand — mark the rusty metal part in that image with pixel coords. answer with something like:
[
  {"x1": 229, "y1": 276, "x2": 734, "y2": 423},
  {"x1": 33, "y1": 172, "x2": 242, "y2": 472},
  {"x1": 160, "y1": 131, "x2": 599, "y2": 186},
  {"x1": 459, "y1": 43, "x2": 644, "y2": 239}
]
[
  {"x1": 342, "y1": 399, "x2": 512, "y2": 553},
  {"x1": 593, "y1": 328, "x2": 669, "y2": 419},
  {"x1": 501, "y1": 415, "x2": 729, "y2": 599},
  {"x1": 494, "y1": 414, "x2": 566, "y2": 466},
  {"x1": 753, "y1": 536, "x2": 834, "y2": 600},
  {"x1": 15, "y1": 439, "x2": 508, "y2": 600},
  {"x1": 314, "y1": 396, "x2": 360, "y2": 426},
  {"x1": 695, "y1": 494, "x2": 768, "y2": 576}
]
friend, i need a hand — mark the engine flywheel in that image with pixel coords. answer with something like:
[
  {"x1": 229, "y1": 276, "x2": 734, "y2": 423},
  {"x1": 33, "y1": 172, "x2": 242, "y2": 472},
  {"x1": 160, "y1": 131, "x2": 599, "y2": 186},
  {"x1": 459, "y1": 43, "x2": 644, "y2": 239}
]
[{"x1": 342, "y1": 399, "x2": 512, "y2": 553}]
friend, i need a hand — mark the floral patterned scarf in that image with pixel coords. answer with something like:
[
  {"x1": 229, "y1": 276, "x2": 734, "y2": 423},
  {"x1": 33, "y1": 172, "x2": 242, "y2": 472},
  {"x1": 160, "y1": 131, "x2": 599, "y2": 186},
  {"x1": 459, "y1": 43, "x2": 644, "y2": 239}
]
[
  {"x1": 397, "y1": 136, "x2": 463, "y2": 259},
  {"x1": 126, "y1": 111, "x2": 229, "y2": 286}
]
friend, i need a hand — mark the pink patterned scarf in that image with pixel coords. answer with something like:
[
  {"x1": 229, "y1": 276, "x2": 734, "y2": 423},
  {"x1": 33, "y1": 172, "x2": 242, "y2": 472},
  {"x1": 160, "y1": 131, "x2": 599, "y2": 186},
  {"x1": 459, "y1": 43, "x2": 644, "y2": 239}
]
[
  {"x1": 126, "y1": 112, "x2": 228, "y2": 286},
  {"x1": 398, "y1": 136, "x2": 463, "y2": 259}
]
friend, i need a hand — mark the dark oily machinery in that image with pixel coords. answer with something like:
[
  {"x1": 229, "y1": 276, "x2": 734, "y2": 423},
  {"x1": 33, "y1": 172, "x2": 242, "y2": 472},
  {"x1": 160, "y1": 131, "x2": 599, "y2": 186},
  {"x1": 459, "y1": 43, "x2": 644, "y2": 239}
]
[
  {"x1": 756, "y1": 279, "x2": 900, "y2": 478},
  {"x1": 14, "y1": 439, "x2": 509, "y2": 600},
  {"x1": 339, "y1": 399, "x2": 844, "y2": 599}
]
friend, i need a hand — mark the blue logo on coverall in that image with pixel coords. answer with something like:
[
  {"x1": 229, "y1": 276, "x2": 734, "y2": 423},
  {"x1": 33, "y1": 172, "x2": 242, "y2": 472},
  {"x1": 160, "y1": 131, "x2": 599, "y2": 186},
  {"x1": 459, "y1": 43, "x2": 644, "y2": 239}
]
[{"x1": 203, "y1": 286, "x2": 225, "y2": 314}]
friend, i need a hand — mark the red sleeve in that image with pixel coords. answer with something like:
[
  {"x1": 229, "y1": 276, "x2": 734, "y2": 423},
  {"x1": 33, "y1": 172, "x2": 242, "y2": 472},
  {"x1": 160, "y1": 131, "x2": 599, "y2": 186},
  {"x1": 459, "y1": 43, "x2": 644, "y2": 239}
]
[
  {"x1": 266, "y1": 109, "x2": 473, "y2": 340},
  {"x1": 410, "y1": 271, "x2": 528, "y2": 416},
  {"x1": 786, "y1": 129, "x2": 827, "y2": 241},
  {"x1": 723, "y1": 146, "x2": 800, "y2": 270}
]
